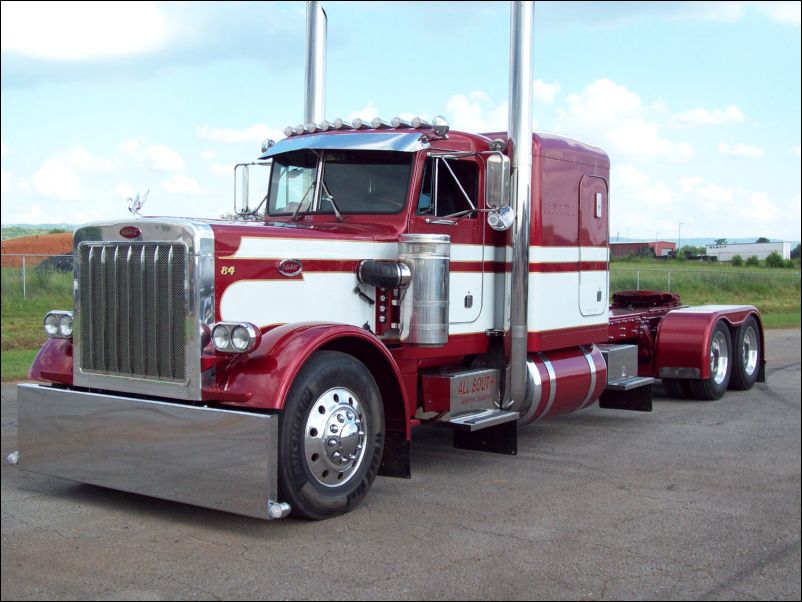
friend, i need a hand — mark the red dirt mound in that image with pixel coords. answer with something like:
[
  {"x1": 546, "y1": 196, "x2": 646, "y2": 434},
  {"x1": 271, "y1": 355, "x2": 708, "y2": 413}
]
[{"x1": 1, "y1": 232, "x2": 73, "y2": 268}]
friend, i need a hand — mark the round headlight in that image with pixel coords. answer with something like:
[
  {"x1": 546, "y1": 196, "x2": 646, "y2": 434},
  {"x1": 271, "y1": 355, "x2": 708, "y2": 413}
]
[
  {"x1": 44, "y1": 313, "x2": 60, "y2": 337},
  {"x1": 58, "y1": 314, "x2": 73, "y2": 337},
  {"x1": 212, "y1": 325, "x2": 231, "y2": 352},
  {"x1": 231, "y1": 325, "x2": 253, "y2": 352}
]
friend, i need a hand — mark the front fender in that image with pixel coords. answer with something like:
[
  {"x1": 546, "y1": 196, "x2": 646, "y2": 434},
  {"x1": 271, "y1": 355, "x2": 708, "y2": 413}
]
[
  {"x1": 210, "y1": 322, "x2": 410, "y2": 434},
  {"x1": 655, "y1": 305, "x2": 763, "y2": 380},
  {"x1": 28, "y1": 338, "x2": 73, "y2": 385}
]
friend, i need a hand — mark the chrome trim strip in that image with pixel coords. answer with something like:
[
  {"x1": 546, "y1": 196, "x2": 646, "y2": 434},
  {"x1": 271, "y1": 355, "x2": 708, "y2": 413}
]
[
  {"x1": 536, "y1": 353, "x2": 557, "y2": 421},
  {"x1": 99, "y1": 246, "x2": 108, "y2": 371},
  {"x1": 520, "y1": 359, "x2": 543, "y2": 423},
  {"x1": 112, "y1": 246, "x2": 120, "y2": 373},
  {"x1": 87, "y1": 246, "x2": 95, "y2": 369},
  {"x1": 73, "y1": 219, "x2": 215, "y2": 401},
  {"x1": 126, "y1": 246, "x2": 134, "y2": 375},
  {"x1": 580, "y1": 346, "x2": 598, "y2": 409},
  {"x1": 167, "y1": 245, "x2": 174, "y2": 379},
  {"x1": 260, "y1": 132, "x2": 430, "y2": 158},
  {"x1": 17, "y1": 383, "x2": 278, "y2": 520},
  {"x1": 139, "y1": 245, "x2": 146, "y2": 374}
]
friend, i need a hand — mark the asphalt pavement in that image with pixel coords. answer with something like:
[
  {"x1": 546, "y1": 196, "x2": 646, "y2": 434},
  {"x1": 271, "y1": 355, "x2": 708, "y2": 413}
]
[{"x1": 2, "y1": 329, "x2": 800, "y2": 600}]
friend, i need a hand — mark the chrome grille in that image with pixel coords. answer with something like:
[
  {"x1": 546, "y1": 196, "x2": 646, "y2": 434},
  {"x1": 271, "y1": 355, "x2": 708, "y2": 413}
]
[{"x1": 79, "y1": 242, "x2": 187, "y2": 382}]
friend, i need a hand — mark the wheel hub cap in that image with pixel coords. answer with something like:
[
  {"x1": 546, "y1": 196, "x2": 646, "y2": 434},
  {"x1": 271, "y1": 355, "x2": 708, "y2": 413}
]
[{"x1": 304, "y1": 388, "x2": 366, "y2": 487}]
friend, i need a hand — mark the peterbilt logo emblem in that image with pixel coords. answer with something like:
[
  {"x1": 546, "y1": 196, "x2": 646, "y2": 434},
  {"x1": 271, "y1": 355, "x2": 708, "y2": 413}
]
[
  {"x1": 120, "y1": 226, "x2": 141, "y2": 239},
  {"x1": 278, "y1": 259, "x2": 303, "y2": 277}
]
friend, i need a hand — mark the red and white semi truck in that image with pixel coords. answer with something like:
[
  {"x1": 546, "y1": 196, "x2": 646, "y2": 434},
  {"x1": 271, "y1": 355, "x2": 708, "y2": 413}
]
[{"x1": 12, "y1": 2, "x2": 765, "y2": 520}]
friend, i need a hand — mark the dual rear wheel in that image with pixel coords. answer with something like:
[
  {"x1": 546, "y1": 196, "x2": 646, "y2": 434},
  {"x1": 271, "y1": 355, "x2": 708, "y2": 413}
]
[{"x1": 662, "y1": 316, "x2": 761, "y2": 401}]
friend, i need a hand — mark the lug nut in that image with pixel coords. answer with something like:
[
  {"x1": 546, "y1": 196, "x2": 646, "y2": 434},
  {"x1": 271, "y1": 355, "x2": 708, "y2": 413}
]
[
  {"x1": 327, "y1": 437, "x2": 338, "y2": 448},
  {"x1": 347, "y1": 412, "x2": 354, "y2": 421},
  {"x1": 337, "y1": 414, "x2": 345, "y2": 423},
  {"x1": 330, "y1": 424, "x2": 339, "y2": 433}
]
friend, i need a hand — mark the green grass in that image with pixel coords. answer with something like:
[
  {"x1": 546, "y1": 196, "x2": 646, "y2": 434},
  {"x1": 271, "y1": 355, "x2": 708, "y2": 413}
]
[{"x1": 1, "y1": 349, "x2": 38, "y2": 381}]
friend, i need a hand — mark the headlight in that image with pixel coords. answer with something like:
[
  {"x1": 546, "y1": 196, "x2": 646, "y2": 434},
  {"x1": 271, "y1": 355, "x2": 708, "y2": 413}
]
[
  {"x1": 44, "y1": 311, "x2": 73, "y2": 339},
  {"x1": 58, "y1": 314, "x2": 73, "y2": 337},
  {"x1": 211, "y1": 322, "x2": 259, "y2": 354},
  {"x1": 212, "y1": 324, "x2": 231, "y2": 351}
]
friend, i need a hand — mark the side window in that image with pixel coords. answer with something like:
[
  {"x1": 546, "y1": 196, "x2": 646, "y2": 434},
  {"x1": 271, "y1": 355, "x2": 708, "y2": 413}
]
[{"x1": 417, "y1": 158, "x2": 478, "y2": 217}]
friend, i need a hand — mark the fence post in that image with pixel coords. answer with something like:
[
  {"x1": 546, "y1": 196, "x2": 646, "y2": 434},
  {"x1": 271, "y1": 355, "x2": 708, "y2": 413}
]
[
  {"x1": 637, "y1": 270, "x2": 640, "y2": 290},
  {"x1": 668, "y1": 270, "x2": 671, "y2": 292},
  {"x1": 22, "y1": 255, "x2": 27, "y2": 300}
]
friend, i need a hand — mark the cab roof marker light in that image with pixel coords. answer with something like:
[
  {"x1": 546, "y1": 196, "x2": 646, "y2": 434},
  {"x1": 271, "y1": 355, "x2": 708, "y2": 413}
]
[
  {"x1": 305, "y1": 122, "x2": 318, "y2": 133},
  {"x1": 391, "y1": 116, "x2": 412, "y2": 128},
  {"x1": 283, "y1": 126, "x2": 296, "y2": 137},
  {"x1": 371, "y1": 117, "x2": 391, "y2": 129},
  {"x1": 294, "y1": 124, "x2": 306, "y2": 135},
  {"x1": 318, "y1": 120, "x2": 332, "y2": 131},
  {"x1": 411, "y1": 116, "x2": 431, "y2": 128},
  {"x1": 332, "y1": 118, "x2": 353, "y2": 130},
  {"x1": 352, "y1": 117, "x2": 369, "y2": 129}
]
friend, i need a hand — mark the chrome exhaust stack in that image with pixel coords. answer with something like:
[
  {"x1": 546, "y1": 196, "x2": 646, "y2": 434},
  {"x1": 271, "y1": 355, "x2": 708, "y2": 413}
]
[
  {"x1": 304, "y1": 1, "x2": 327, "y2": 124},
  {"x1": 502, "y1": 1, "x2": 534, "y2": 412}
]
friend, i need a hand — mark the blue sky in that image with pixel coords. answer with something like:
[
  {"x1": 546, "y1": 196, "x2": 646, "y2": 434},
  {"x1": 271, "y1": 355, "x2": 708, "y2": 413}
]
[{"x1": 1, "y1": 1, "x2": 800, "y2": 242}]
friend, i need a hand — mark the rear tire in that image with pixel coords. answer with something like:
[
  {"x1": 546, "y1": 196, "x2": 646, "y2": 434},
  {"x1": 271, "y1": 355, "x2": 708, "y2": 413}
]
[
  {"x1": 729, "y1": 316, "x2": 761, "y2": 390},
  {"x1": 689, "y1": 321, "x2": 732, "y2": 400},
  {"x1": 278, "y1": 350, "x2": 384, "y2": 520},
  {"x1": 662, "y1": 378, "x2": 692, "y2": 399}
]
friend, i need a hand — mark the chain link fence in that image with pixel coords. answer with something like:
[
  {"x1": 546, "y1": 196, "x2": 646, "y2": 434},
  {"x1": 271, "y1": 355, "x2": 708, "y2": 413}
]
[
  {"x1": 1, "y1": 253, "x2": 73, "y2": 302},
  {"x1": 610, "y1": 267, "x2": 801, "y2": 294}
]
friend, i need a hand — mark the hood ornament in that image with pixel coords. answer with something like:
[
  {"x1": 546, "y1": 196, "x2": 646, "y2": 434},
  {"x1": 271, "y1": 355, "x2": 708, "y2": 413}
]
[{"x1": 127, "y1": 190, "x2": 149, "y2": 218}]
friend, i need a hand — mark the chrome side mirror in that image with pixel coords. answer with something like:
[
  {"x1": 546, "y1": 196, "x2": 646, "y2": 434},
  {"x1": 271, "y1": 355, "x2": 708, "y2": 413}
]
[
  {"x1": 486, "y1": 153, "x2": 510, "y2": 209},
  {"x1": 240, "y1": 165, "x2": 250, "y2": 213}
]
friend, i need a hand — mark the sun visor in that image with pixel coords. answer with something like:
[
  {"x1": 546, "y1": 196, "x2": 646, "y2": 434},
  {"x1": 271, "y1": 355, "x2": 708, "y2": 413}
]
[{"x1": 260, "y1": 132, "x2": 430, "y2": 159}]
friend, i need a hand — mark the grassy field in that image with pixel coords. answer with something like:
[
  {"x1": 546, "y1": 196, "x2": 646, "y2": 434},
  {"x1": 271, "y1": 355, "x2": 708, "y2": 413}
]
[{"x1": 1, "y1": 260, "x2": 799, "y2": 381}]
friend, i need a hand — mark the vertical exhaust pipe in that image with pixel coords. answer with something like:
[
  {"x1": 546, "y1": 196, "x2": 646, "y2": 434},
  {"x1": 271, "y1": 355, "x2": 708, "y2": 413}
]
[
  {"x1": 503, "y1": 1, "x2": 534, "y2": 412},
  {"x1": 304, "y1": 1, "x2": 327, "y2": 124}
]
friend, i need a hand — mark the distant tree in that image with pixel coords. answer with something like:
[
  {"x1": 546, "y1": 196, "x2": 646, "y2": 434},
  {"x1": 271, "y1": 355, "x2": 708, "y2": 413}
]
[
  {"x1": 784, "y1": 259, "x2": 796, "y2": 269},
  {"x1": 791, "y1": 244, "x2": 800, "y2": 259},
  {"x1": 745, "y1": 255, "x2": 760, "y2": 267},
  {"x1": 675, "y1": 249, "x2": 687, "y2": 262},
  {"x1": 756, "y1": 237, "x2": 770, "y2": 243},
  {"x1": 731, "y1": 255, "x2": 743, "y2": 267},
  {"x1": 714, "y1": 238, "x2": 728, "y2": 245},
  {"x1": 682, "y1": 245, "x2": 705, "y2": 256},
  {"x1": 765, "y1": 251, "x2": 784, "y2": 268}
]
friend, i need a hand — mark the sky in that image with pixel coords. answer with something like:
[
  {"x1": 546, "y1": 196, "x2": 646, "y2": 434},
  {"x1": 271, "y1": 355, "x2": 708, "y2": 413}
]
[{"x1": 1, "y1": 1, "x2": 800, "y2": 243}]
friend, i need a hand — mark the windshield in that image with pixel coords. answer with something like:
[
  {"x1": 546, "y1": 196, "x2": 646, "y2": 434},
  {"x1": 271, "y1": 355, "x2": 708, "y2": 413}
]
[{"x1": 267, "y1": 149, "x2": 412, "y2": 216}]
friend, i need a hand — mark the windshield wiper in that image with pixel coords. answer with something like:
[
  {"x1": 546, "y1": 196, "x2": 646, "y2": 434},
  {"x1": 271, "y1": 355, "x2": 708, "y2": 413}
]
[
  {"x1": 321, "y1": 181, "x2": 343, "y2": 222},
  {"x1": 291, "y1": 181, "x2": 317, "y2": 221}
]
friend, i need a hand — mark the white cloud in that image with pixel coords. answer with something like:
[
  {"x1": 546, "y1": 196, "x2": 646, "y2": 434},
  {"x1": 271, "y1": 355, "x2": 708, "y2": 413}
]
[
  {"x1": 201, "y1": 150, "x2": 217, "y2": 161},
  {"x1": 346, "y1": 102, "x2": 381, "y2": 123},
  {"x1": 717, "y1": 142, "x2": 765, "y2": 158},
  {"x1": 754, "y1": 1, "x2": 801, "y2": 26},
  {"x1": 13, "y1": 204, "x2": 45, "y2": 223},
  {"x1": 446, "y1": 91, "x2": 509, "y2": 133},
  {"x1": 197, "y1": 124, "x2": 283, "y2": 144},
  {"x1": 680, "y1": 176, "x2": 780, "y2": 226},
  {"x1": 674, "y1": 105, "x2": 745, "y2": 126},
  {"x1": 1, "y1": 1, "x2": 168, "y2": 60},
  {"x1": 533, "y1": 80, "x2": 561, "y2": 104},
  {"x1": 1, "y1": 143, "x2": 6, "y2": 157},
  {"x1": 119, "y1": 138, "x2": 185, "y2": 172},
  {"x1": 162, "y1": 173, "x2": 203, "y2": 195},
  {"x1": 64, "y1": 146, "x2": 117, "y2": 172},
  {"x1": 555, "y1": 79, "x2": 693, "y2": 162},
  {"x1": 1, "y1": 169, "x2": 10, "y2": 193},
  {"x1": 32, "y1": 159, "x2": 86, "y2": 200},
  {"x1": 115, "y1": 183, "x2": 137, "y2": 200},
  {"x1": 210, "y1": 162, "x2": 233, "y2": 177},
  {"x1": 610, "y1": 165, "x2": 678, "y2": 239},
  {"x1": 792, "y1": 145, "x2": 801, "y2": 157}
]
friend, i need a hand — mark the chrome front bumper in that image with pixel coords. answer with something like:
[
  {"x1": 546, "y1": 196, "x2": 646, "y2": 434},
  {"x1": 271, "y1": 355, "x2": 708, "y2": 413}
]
[{"x1": 15, "y1": 383, "x2": 288, "y2": 520}]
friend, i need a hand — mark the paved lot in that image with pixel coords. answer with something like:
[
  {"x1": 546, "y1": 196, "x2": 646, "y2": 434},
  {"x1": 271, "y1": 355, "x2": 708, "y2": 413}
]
[{"x1": 2, "y1": 329, "x2": 800, "y2": 600}]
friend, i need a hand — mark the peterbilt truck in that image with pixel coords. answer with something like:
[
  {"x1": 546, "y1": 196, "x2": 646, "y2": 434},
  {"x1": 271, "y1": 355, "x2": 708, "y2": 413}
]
[{"x1": 12, "y1": 1, "x2": 765, "y2": 521}]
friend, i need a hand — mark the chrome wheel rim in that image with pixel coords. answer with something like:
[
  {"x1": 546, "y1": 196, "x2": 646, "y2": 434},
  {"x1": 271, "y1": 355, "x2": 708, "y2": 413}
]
[
  {"x1": 304, "y1": 387, "x2": 366, "y2": 488},
  {"x1": 741, "y1": 326, "x2": 759, "y2": 376},
  {"x1": 710, "y1": 330, "x2": 730, "y2": 385}
]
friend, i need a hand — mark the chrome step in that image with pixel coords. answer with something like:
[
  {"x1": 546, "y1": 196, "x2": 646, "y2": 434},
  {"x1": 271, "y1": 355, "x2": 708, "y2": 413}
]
[{"x1": 448, "y1": 409, "x2": 519, "y2": 432}]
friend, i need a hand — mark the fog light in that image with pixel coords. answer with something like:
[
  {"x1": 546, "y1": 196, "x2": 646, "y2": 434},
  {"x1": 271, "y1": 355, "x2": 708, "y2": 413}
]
[
  {"x1": 231, "y1": 324, "x2": 258, "y2": 352},
  {"x1": 211, "y1": 322, "x2": 260, "y2": 354},
  {"x1": 44, "y1": 313, "x2": 60, "y2": 337}
]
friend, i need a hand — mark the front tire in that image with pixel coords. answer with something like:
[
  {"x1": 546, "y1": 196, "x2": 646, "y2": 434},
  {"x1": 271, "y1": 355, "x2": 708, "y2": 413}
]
[
  {"x1": 729, "y1": 316, "x2": 761, "y2": 390},
  {"x1": 278, "y1": 351, "x2": 384, "y2": 520},
  {"x1": 689, "y1": 321, "x2": 732, "y2": 400}
]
